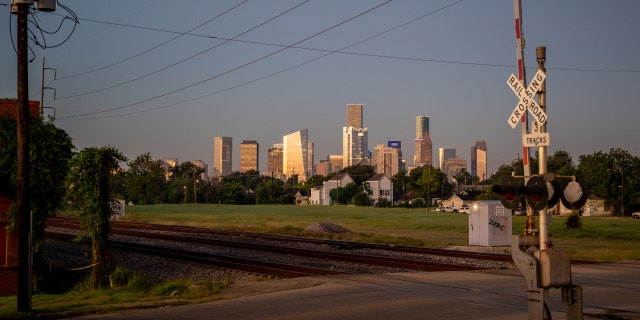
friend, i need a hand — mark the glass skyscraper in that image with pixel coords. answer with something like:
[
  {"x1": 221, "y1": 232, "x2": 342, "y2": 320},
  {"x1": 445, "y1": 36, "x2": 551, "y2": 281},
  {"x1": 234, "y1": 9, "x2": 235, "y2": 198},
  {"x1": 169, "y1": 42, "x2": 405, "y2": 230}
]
[
  {"x1": 283, "y1": 129, "x2": 310, "y2": 182},
  {"x1": 213, "y1": 136, "x2": 232, "y2": 177}
]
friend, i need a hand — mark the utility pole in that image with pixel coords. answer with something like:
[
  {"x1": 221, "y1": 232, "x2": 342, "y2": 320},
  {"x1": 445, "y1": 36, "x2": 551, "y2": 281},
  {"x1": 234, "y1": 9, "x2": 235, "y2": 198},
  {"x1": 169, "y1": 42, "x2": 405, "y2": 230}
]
[{"x1": 15, "y1": 1, "x2": 32, "y2": 312}]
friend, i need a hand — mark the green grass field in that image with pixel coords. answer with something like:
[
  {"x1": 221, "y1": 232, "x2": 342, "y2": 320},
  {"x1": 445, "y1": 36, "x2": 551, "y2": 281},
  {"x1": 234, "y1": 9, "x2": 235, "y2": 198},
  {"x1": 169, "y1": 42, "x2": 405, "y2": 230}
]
[{"x1": 118, "y1": 204, "x2": 640, "y2": 262}]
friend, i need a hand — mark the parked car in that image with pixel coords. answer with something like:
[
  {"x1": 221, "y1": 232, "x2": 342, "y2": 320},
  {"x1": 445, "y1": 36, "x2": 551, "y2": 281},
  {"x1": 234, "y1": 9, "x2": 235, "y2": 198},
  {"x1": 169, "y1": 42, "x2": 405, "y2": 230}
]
[
  {"x1": 632, "y1": 211, "x2": 640, "y2": 219},
  {"x1": 459, "y1": 206, "x2": 469, "y2": 213},
  {"x1": 436, "y1": 206, "x2": 458, "y2": 213}
]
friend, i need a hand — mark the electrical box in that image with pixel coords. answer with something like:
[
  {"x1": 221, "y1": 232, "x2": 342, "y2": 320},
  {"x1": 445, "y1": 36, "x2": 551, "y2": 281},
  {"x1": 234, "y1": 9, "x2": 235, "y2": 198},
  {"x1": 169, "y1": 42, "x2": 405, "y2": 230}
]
[
  {"x1": 536, "y1": 250, "x2": 571, "y2": 288},
  {"x1": 468, "y1": 200, "x2": 512, "y2": 246}
]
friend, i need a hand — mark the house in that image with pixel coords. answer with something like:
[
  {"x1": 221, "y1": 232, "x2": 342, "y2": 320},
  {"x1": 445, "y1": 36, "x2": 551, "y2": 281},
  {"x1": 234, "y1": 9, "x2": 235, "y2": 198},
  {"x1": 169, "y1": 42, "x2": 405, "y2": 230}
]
[
  {"x1": 367, "y1": 173, "x2": 393, "y2": 205},
  {"x1": 441, "y1": 190, "x2": 483, "y2": 210},
  {"x1": 0, "y1": 99, "x2": 40, "y2": 296},
  {"x1": 309, "y1": 173, "x2": 354, "y2": 205},
  {"x1": 294, "y1": 190, "x2": 310, "y2": 205}
]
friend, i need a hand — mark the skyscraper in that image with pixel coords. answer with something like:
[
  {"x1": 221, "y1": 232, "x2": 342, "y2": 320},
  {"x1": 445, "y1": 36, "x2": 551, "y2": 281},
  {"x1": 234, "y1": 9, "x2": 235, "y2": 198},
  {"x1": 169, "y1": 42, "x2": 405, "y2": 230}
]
[
  {"x1": 414, "y1": 115, "x2": 433, "y2": 166},
  {"x1": 343, "y1": 126, "x2": 369, "y2": 167},
  {"x1": 439, "y1": 147, "x2": 456, "y2": 171},
  {"x1": 239, "y1": 140, "x2": 259, "y2": 173},
  {"x1": 415, "y1": 115, "x2": 429, "y2": 140},
  {"x1": 373, "y1": 144, "x2": 400, "y2": 177},
  {"x1": 283, "y1": 129, "x2": 310, "y2": 182},
  {"x1": 267, "y1": 144, "x2": 284, "y2": 179},
  {"x1": 346, "y1": 103, "x2": 363, "y2": 129},
  {"x1": 471, "y1": 141, "x2": 488, "y2": 182},
  {"x1": 213, "y1": 136, "x2": 232, "y2": 177},
  {"x1": 388, "y1": 140, "x2": 404, "y2": 172},
  {"x1": 343, "y1": 104, "x2": 368, "y2": 167}
]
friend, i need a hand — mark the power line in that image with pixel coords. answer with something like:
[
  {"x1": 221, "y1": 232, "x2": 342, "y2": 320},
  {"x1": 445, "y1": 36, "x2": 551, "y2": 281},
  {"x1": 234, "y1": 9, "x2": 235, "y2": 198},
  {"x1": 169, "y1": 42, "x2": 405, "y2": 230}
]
[
  {"x1": 55, "y1": 0, "x2": 249, "y2": 81},
  {"x1": 59, "y1": 0, "x2": 393, "y2": 119},
  {"x1": 56, "y1": 0, "x2": 309, "y2": 100},
  {"x1": 44, "y1": 4, "x2": 640, "y2": 75},
  {"x1": 68, "y1": 0, "x2": 468, "y2": 120}
]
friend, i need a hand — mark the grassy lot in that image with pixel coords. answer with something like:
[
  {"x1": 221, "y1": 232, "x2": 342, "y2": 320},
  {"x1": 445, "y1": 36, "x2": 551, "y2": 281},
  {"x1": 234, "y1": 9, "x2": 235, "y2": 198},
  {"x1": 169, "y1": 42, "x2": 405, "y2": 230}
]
[
  {"x1": 119, "y1": 204, "x2": 640, "y2": 261},
  {"x1": 2, "y1": 204, "x2": 638, "y2": 318}
]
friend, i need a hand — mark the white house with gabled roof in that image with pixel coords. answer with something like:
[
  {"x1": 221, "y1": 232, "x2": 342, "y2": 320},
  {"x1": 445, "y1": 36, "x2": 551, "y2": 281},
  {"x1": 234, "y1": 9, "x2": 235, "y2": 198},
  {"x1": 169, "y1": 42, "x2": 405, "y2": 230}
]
[
  {"x1": 309, "y1": 172, "x2": 354, "y2": 205},
  {"x1": 367, "y1": 173, "x2": 393, "y2": 205}
]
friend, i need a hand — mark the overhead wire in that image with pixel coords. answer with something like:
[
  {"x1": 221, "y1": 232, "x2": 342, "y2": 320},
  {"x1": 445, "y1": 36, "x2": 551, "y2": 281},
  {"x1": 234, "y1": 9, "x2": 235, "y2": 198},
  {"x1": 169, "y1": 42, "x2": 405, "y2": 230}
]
[
  {"x1": 71, "y1": 0, "x2": 474, "y2": 120},
  {"x1": 44, "y1": 5, "x2": 640, "y2": 75},
  {"x1": 56, "y1": 0, "x2": 310, "y2": 100},
  {"x1": 59, "y1": 0, "x2": 393, "y2": 119},
  {"x1": 55, "y1": 0, "x2": 250, "y2": 81}
]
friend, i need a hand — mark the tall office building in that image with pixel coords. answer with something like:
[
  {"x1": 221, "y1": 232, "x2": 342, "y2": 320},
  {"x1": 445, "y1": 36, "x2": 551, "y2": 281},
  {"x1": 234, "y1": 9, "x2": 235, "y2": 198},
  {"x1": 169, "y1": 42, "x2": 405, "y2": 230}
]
[
  {"x1": 328, "y1": 155, "x2": 343, "y2": 173},
  {"x1": 388, "y1": 140, "x2": 404, "y2": 172},
  {"x1": 414, "y1": 115, "x2": 432, "y2": 166},
  {"x1": 346, "y1": 103, "x2": 363, "y2": 129},
  {"x1": 283, "y1": 129, "x2": 310, "y2": 182},
  {"x1": 373, "y1": 144, "x2": 400, "y2": 177},
  {"x1": 186, "y1": 160, "x2": 209, "y2": 180},
  {"x1": 445, "y1": 158, "x2": 467, "y2": 183},
  {"x1": 438, "y1": 147, "x2": 456, "y2": 171},
  {"x1": 267, "y1": 144, "x2": 284, "y2": 179},
  {"x1": 415, "y1": 115, "x2": 429, "y2": 140},
  {"x1": 213, "y1": 136, "x2": 232, "y2": 177},
  {"x1": 343, "y1": 104, "x2": 368, "y2": 167},
  {"x1": 239, "y1": 140, "x2": 259, "y2": 173},
  {"x1": 343, "y1": 126, "x2": 369, "y2": 167},
  {"x1": 471, "y1": 140, "x2": 488, "y2": 182}
]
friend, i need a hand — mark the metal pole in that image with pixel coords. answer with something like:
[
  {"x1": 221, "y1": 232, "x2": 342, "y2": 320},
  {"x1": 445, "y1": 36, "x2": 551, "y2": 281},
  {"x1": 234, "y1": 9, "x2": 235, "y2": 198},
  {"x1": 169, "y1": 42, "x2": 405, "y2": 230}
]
[
  {"x1": 16, "y1": 2, "x2": 32, "y2": 311},
  {"x1": 536, "y1": 46, "x2": 551, "y2": 250}
]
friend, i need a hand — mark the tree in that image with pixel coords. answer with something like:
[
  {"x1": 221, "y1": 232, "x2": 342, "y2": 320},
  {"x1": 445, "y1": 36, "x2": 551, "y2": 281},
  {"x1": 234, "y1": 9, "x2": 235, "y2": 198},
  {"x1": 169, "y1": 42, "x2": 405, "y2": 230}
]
[
  {"x1": 329, "y1": 182, "x2": 359, "y2": 205},
  {"x1": 0, "y1": 117, "x2": 73, "y2": 254},
  {"x1": 305, "y1": 174, "x2": 325, "y2": 188},
  {"x1": 255, "y1": 178, "x2": 284, "y2": 204},
  {"x1": 125, "y1": 153, "x2": 166, "y2": 205},
  {"x1": 391, "y1": 170, "x2": 408, "y2": 199},
  {"x1": 167, "y1": 162, "x2": 205, "y2": 204},
  {"x1": 577, "y1": 148, "x2": 639, "y2": 215},
  {"x1": 453, "y1": 168, "x2": 474, "y2": 189},
  {"x1": 67, "y1": 146, "x2": 126, "y2": 289},
  {"x1": 339, "y1": 164, "x2": 375, "y2": 186}
]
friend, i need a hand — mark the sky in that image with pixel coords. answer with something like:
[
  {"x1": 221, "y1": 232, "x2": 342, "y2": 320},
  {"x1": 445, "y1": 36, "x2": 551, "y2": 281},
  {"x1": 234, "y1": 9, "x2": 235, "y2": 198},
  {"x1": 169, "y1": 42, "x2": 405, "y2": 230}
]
[{"x1": 1, "y1": 0, "x2": 639, "y2": 177}]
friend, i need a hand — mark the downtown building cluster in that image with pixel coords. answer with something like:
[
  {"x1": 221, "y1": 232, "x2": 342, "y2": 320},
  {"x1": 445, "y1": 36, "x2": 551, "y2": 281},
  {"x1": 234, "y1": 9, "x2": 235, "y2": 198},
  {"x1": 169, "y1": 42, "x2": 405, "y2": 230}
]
[{"x1": 208, "y1": 104, "x2": 487, "y2": 185}]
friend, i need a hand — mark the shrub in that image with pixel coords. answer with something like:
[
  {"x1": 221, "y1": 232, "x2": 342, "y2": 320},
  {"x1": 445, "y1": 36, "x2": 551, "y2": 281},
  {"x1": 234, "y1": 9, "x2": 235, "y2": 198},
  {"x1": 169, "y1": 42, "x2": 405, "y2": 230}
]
[{"x1": 565, "y1": 212, "x2": 583, "y2": 230}]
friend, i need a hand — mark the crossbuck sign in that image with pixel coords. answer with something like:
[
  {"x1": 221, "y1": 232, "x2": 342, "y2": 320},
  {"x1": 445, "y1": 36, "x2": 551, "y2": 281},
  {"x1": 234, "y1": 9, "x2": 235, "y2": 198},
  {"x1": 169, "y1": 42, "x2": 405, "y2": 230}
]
[{"x1": 506, "y1": 69, "x2": 547, "y2": 129}]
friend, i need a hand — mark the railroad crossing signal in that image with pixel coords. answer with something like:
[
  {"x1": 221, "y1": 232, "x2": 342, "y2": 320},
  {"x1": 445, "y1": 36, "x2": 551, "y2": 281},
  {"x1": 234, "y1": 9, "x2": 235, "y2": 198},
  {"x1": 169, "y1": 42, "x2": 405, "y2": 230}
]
[
  {"x1": 492, "y1": 176, "x2": 523, "y2": 210},
  {"x1": 492, "y1": 174, "x2": 589, "y2": 211},
  {"x1": 506, "y1": 69, "x2": 548, "y2": 129}
]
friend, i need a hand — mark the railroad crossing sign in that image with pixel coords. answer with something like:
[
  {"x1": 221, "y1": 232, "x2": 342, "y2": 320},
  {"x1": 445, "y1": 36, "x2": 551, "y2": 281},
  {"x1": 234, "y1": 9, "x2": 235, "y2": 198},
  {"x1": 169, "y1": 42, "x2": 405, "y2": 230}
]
[
  {"x1": 506, "y1": 69, "x2": 547, "y2": 129},
  {"x1": 522, "y1": 132, "x2": 550, "y2": 147}
]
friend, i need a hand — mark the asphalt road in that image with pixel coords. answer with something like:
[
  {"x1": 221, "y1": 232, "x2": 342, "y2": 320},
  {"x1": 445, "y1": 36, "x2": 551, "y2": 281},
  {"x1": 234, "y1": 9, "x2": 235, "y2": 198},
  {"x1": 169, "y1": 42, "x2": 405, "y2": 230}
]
[{"x1": 70, "y1": 261, "x2": 640, "y2": 320}]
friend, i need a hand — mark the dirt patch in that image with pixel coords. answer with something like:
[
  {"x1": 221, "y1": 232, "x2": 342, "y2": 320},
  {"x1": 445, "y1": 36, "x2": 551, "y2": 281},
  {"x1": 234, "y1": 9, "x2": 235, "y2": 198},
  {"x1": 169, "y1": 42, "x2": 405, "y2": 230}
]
[{"x1": 304, "y1": 222, "x2": 350, "y2": 234}]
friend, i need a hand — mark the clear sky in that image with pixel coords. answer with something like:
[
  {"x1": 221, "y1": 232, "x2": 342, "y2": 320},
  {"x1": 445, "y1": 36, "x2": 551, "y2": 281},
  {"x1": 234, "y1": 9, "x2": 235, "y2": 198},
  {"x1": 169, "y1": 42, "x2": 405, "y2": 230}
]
[{"x1": 1, "y1": 0, "x2": 638, "y2": 176}]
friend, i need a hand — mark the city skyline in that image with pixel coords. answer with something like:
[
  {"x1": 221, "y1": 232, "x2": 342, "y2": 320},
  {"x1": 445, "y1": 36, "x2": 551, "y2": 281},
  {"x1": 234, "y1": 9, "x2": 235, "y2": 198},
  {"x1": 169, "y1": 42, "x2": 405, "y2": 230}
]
[{"x1": 1, "y1": 1, "x2": 638, "y2": 177}]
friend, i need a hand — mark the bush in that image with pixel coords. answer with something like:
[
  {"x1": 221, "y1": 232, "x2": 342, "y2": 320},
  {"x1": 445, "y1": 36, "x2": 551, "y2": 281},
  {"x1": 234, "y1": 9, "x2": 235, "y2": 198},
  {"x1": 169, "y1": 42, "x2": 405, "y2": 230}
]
[
  {"x1": 565, "y1": 212, "x2": 583, "y2": 230},
  {"x1": 375, "y1": 198, "x2": 392, "y2": 208},
  {"x1": 110, "y1": 267, "x2": 149, "y2": 290}
]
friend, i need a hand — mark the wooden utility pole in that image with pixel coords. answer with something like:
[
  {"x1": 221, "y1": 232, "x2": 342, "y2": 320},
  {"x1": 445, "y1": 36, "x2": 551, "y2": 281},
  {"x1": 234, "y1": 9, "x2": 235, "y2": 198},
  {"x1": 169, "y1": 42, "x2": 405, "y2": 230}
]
[{"x1": 16, "y1": 1, "x2": 32, "y2": 312}]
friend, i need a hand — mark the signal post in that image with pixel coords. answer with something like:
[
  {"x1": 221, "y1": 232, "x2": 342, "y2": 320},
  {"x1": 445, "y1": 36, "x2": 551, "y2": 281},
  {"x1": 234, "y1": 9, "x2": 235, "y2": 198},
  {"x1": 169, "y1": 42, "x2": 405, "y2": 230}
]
[{"x1": 496, "y1": 43, "x2": 588, "y2": 319}]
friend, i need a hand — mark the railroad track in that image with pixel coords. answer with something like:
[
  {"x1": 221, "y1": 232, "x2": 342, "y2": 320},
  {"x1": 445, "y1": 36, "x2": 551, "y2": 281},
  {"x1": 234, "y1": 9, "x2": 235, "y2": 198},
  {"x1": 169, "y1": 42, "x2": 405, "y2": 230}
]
[
  {"x1": 47, "y1": 217, "x2": 509, "y2": 277},
  {"x1": 45, "y1": 231, "x2": 350, "y2": 278}
]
